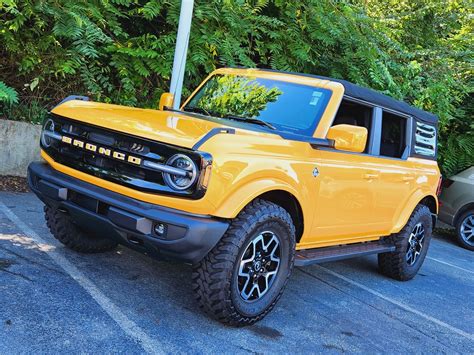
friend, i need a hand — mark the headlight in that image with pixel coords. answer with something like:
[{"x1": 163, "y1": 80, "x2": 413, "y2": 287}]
[
  {"x1": 40, "y1": 118, "x2": 57, "y2": 148},
  {"x1": 163, "y1": 154, "x2": 198, "y2": 190}
]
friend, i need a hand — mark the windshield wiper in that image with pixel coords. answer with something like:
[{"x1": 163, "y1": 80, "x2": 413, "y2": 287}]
[
  {"x1": 183, "y1": 106, "x2": 212, "y2": 117},
  {"x1": 182, "y1": 107, "x2": 276, "y2": 130},
  {"x1": 224, "y1": 115, "x2": 276, "y2": 130}
]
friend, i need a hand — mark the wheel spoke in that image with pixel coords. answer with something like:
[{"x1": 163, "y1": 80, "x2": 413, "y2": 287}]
[
  {"x1": 418, "y1": 226, "x2": 425, "y2": 237},
  {"x1": 265, "y1": 235, "x2": 279, "y2": 256},
  {"x1": 241, "y1": 238, "x2": 257, "y2": 264},
  {"x1": 239, "y1": 275, "x2": 252, "y2": 300},
  {"x1": 416, "y1": 224, "x2": 422, "y2": 235},
  {"x1": 243, "y1": 284, "x2": 258, "y2": 300},
  {"x1": 460, "y1": 215, "x2": 474, "y2": 245},
  {"x1": 416, "y1": 236, "x2": 424, "y2": 251},
  {"x1": 413, "y1": 250, "x2": 420, "y2": 262},
  {"x1": 259, "y1": 275, "x2": 269, "y2": 296},
  {"x1": 406, "y1": 222, "x2": 425, "y2": 266},
  {"x1": 265, "y1": 270, "x2": 277, "y2": 285},
  {"x1": 237, "y1": 230, "x2": 281, "y2": 302}
]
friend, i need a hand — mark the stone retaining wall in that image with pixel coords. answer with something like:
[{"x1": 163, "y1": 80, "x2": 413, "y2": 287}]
[{"x1": 0, "y1": 119, "x2": 42, "y2": 177}]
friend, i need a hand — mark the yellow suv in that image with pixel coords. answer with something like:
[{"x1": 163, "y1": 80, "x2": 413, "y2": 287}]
[{"x1": 28, "y1": 68, "x2": 441, "y2": 325}]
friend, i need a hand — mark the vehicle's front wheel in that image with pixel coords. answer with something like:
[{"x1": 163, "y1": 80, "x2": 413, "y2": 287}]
[
  {"x1": 192, "y1": 199, "x2": 296, "y2": 326},
  {"x1": 455, "y1": 210, "x2": 474, "y2": 251},
  {"x1": 378, "y1": 205, "x2": 432, "y2": 281},
  {"x1": 44, "y1": 205, "x2": 118, "y2": 253}
]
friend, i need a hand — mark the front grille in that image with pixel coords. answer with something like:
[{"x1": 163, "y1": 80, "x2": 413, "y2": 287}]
[{"x1": 41, "y1": 114, "x2": 209, "y2": 199}]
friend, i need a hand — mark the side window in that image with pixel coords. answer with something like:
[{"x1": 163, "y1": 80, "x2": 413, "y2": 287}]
[
  {"x1": 380, "y1": 111, "x2": 407, "y2": 158},
  {"x1": 332, "y1": 100, "x2": 373, "y2": 153},
  {"x1": 414, "y1": 121, "x2": 436, "y2": 157}
]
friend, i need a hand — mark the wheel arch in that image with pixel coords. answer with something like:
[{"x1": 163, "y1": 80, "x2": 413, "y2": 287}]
[
  {"x1": 393, "y1": 192, "x2": 438, "y2": 233},
  {"x1": 212, "y1": 180, "x2": 306, "y2": 243},
  {"x1": 256, "y1": 190, "x2": 304, "y2": 243},
  {"x1": 419, "y1": 195, "x2": 438, "y2": 227},
  {"x1": 453, "y1": 202, "x2": 474, "y2": 227}
]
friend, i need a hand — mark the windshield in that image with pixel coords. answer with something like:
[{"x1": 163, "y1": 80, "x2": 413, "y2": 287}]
[{"x1": 184, "y1": 74, "x2": 331, "y2": 136}]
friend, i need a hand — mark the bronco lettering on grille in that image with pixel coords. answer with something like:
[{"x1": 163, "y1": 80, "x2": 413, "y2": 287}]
[{"x1": 61, "y1": 135, "x2": 142, "y2": 166}]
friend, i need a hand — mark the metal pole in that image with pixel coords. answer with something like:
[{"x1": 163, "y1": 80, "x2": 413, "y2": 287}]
[{"x1": 169, "y1": 0, "x2": 195, "y2": 110}]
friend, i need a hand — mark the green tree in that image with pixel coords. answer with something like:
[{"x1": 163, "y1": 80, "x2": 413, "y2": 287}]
[
  {"x1": 0, "y1": 0, "x2": 472, "y2": 174},
  {"x1": 194, "y1": 75, "x2": 282, "y2": 118}
]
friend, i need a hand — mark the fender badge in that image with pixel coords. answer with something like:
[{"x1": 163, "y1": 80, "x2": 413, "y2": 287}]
[{"x1": 313, "y1": 167, "x2": 319, "y2": 177}]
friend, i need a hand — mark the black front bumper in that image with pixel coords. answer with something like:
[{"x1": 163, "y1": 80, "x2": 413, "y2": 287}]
[{"x1": 28, "y1": 162, "x2": 229, "y2": 263}]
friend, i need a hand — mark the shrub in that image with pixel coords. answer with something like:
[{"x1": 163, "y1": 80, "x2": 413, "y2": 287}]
[{"x1": 0, "y1": 0, "x2": 472, "y2": 174}]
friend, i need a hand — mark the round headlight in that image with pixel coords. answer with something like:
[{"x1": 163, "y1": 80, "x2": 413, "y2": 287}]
[
  {"x1": 41, "y1": 118, "x2": 55, "y2": 148},
  {"x1": 163, "y1": 154, "x2": 198, "y2": 191}
]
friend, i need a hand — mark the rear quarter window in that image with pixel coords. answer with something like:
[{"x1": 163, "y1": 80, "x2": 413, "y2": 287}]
[{"x1": 414, "y1": 121, "x2": 437, "y2": 158}]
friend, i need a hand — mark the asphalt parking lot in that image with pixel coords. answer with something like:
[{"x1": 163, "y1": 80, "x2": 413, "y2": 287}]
[{"x1": 1, "y1": 191, "x2": 473, "y2": 354}]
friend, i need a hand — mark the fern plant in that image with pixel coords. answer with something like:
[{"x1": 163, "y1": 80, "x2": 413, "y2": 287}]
[
  {"x1": 0, "y1": 0, "x2": 472, "y2": 174},
  {"x1": 0, "y1": 81, "x2": 18, "y2": 106}
]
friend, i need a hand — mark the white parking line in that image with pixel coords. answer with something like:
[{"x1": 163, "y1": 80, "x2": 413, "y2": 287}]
[
  {"x1": 0, "y1": 202, "x2": 164, "y2": 355},
  {"x1": 316, "y1": 265, "x2": 474, "y2": 341},
  {"x1": 427, "y1": 256, "x2": 474, "y2": 275}
]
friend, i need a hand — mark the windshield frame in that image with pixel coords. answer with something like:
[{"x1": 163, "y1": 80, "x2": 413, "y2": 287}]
[{"x1": 181, "y1": 73, "x2": 333, "y2": 137}]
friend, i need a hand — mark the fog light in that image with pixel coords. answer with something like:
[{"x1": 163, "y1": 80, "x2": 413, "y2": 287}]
[{"x1": 154, "y1": 223, "x2": 166, "y2": 236}]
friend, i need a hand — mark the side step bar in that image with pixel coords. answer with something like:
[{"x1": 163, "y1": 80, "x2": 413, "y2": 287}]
[{"x1": 295, "y1": 240, "x2": 395, "y2": 267}]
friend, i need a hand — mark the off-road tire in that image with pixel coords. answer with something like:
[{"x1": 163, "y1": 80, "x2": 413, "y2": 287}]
[
  {"x1": 455, "y1": 210, "x2": 474, "y2": 251},
  {"x1": 378, "y1": 205, "x2": 432, "y2": 281},
  {"x1": 44, "y1": 205, "x2": 118, "y2": 253},
  {"x1": 192, "y1": 199, "x2": 296, "y2": 326}
]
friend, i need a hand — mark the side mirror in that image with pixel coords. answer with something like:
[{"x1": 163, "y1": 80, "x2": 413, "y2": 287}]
[
  {"x1": 159, "y1": 92, "x2": 174, "y2": 111},
  {"x1": 327, "y1": 124, "x2": 368, "y2": 153}
]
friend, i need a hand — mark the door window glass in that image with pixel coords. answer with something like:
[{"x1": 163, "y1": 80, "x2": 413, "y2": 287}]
[{"x1": 380, "y1": 111, "x2": 407, "y2": 158}]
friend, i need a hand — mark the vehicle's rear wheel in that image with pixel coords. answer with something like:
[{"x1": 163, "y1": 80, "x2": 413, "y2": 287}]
[
  {"x1": 455, "y1": 210, "x2": 474, "y2": 251},
  {"x1": 378, "y1": 205, "x2": 432, "y2": 281},
  {"x1": 192, "y1": 199, "x2": 296, "y2": 326},
  {"x1": 44, "y1": 205, "x2": 118, "y2": 253}
]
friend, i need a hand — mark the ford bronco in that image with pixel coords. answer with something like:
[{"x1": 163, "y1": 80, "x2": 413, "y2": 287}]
[{"x1": 28, "y1": 68, "x2": 441, "y2": 325}]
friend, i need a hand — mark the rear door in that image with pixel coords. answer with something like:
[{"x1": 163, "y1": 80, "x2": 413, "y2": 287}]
[{"x1": 369, "y1": 110, "x2": 415, "y2": 228}]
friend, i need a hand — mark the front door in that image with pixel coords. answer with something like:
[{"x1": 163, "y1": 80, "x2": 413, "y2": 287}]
[{"x1": 308, "y1": 149, "x2": 386, "y2": 246}]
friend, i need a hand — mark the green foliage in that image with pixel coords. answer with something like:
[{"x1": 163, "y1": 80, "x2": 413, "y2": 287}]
[
  {"x1": 194, "y1": 75, "x2": 282, "y2": 118},
  {"x1": 0, "y1": 0, "x2": 472, "y2": 174},
  {"x1": 439, "y1": 133, "x2": 474, "y2": 177},
  {"x1": 0, "y1": 81, "x2": 18, "y2": 105},
  {"x1": 2, "y1": 100, "x2": 48, "y2": 124}
]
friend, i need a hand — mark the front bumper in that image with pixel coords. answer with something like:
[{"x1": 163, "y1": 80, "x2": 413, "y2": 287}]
[{"x1": 28, "y1": 162, "x2": 229, "y2": 263}]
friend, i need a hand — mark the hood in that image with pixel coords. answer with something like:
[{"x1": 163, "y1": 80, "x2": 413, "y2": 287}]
[{"x1": 51, "y1": 100, "x2": 229, "y2": 149}]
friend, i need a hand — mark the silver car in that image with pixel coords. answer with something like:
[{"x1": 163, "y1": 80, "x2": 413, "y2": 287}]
[{"x1": 439, "y1": 166, "x2": 474, "y2": 250}]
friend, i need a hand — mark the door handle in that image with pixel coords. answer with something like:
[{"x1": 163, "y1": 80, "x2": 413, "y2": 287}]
[{"x1": 364, "y1": 173, "x2": 379, "y2": 180}]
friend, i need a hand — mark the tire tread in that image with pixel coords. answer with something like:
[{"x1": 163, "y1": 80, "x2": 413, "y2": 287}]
[
  {"x1": 378, "y1": 204, "x2": 432, "y2": 281},
  {"x1": 192, "y1": 199, "x2": 295, "y2": 326},
  {"x1": 44, "y1": 205, "x2": 118, "y2": 253}
]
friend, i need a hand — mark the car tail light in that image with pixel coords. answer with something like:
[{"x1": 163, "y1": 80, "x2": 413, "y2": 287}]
[
  {"x1": 442, "y1": 178, "x2": 454, "y2": 189},
  {"x1": 436, "y1": 176, "x2": 443, "y2": 196}
]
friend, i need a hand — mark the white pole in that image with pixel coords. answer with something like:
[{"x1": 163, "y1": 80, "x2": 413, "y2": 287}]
[{"x1": 169, "y1": 0, "x2": 195, "y2": 110}]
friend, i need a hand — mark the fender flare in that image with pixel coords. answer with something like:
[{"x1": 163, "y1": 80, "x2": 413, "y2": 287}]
[
  {"x1": 212, "y1": 178, "x2": 306, "y2": 220},
  {"x1": 392, "y1": 189, "x2": 438, "y2": 233}
]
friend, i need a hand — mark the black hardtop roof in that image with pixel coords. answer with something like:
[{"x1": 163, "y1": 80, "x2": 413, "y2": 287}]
[{"x1": 257, "y1": 69, "x2": 438, "y2": 124}]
